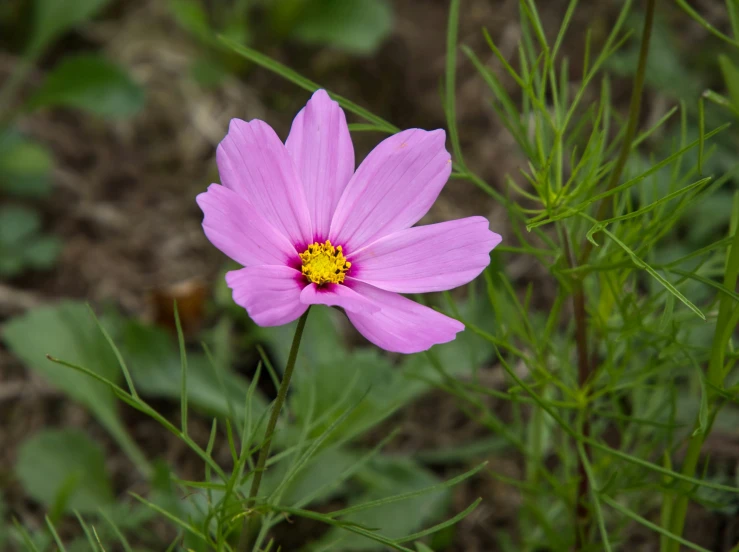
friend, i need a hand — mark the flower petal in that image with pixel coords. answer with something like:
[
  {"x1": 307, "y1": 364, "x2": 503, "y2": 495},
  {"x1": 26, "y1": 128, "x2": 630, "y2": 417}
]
[
  {"x1": 300, "y1": 283, "x2": 380, "y2": 313},
  {"x1": 226, "y1": 266, "x2": 307, "y2": 326},
  {"x1": 345, "y1": 281, "x2": 464, "y2": 354},
  {"x1": 196, "y1": 184, "x2": 298, "y2": 267},
  {"x1": 349, "y1": 217, "x2": 501, "y2": 293},
  {"x1": 329, "y1": 129, "x2": 451, "y2": 252},
  {"x1": 217, "y1": 118, "x2": 313, "y2": 248},
  {"x1": 286, "y1": 90, "x2": 355, "y2": 240}
]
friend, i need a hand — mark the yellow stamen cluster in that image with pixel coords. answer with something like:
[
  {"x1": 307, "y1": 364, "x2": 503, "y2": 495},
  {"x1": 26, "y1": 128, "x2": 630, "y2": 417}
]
[{"x1": 299, "y1": 240, "x2": 351, "y2": 285}]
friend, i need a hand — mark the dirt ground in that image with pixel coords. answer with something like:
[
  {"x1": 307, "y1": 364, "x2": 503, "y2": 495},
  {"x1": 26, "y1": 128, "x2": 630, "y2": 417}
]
[{"x1": 1, "y1": 0, "x2": 736, "y2": 550}]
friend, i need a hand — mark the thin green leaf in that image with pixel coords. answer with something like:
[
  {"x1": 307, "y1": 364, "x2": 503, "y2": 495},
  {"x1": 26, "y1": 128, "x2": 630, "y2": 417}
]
[
  {"x1": 675, "y1": 0, "x2": 739, "y2": 47},
  {"x1": 218, "y1": 36, "x2": 398, "y2": 133},
  {"x1": 593, "y1": 222, "x2": 705, "y2": 320},
  {"x1": 728, "y1": 0, "x2": 739, "y2": 40},
  {"x1": 327, "y1": 462, "x2": 486, "y2": 519},
  {"x1": 601, "y1": 495, "x2": 711, "y2": 552},
  {"x1": 87, "y1": 304, "x2": 137, "y2": 398},
  {"x1": 45, "y1": 517, "x2": 67, "y2": 552},
  {"x1": 12, "y1": 518, "x2": 40, "y2": 552},
  {"x1": 173, "y1": 301, "x2": 188, "y2": 436},
  {"x1": 98, "y1": 509, "x2": 133, "y2": 552},
  {"x1": 445, "y1": 0, "x2": 464, "y2": 166},
  {"x1": 129, "y1": 492, "x2": 208, "y2": 542},
  {"x1": 264, "y1": 505, "x2": 415, "y2": 551},
  {"x1": 395, "y1": 498, "x2": 481, "y2": 544},
  {"x1": 585, "y1": 439, "x2": 739, "y2": 494},
  {"x1": 74, "y1": 511, "x2": 101, "y2": 552}
]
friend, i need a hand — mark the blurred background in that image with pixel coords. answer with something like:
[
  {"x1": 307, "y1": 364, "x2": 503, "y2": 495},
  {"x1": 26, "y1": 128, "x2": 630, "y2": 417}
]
[{"x1": 2, "y1": 0, "x2": 739, "y2": 550}]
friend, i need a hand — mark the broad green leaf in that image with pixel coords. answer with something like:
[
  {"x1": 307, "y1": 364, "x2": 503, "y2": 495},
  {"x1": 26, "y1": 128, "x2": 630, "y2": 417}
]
[
  {"x1": 258, "y1": 305, "x2": 344, "y2": 368},
  {"x1": 120, "y1": 320, "x2": 268, "y2": 419},
  {"x1": 28, "y1": 54, "x2": 145, "y2": 118},
  {"x1": 10, "y1": 521, "x2": 50, "y2": 552},
  {"x1": 169, "y1": 0, "x2": 212, "y2": 45},
  {"x1": 261, "y1": 447, "x2": 360, "y2": 506},
  {"x1": 0, "y1": 205, "x2": 40, "y2": 246},
  {"x1": 0, "y1": 205, "x2": 61, "y2": 277},
  {"x1": 23, "y1": 235, "x2": 62, "y2": 269},
  {"x1": 0, "y1": 132, "x2": 52, "y2": 197},
  {"x1": 289, "y1": 347, "x2": 417, "y2": 444},
  {"x1": 2, "y1": 302, "x2": 147, "y2": 472},
  {"x1": 418, "y1": 295, "x2": 495, "y2": 377},
  {"x1": 292, "y1": 0, "x2": 392, "y2": 54},
  {"x1": 28, "y1": 0, "x2": 112, "y2": 55},
  {"x1": 311, "y1": 457, "x2": 448, "y2": 550},
  {"x1": 190, "y1": 57, "x2": 229, "y2": 88},
  {"x1": 16, "y1": 429, "x2": 114, "y2": 514}
]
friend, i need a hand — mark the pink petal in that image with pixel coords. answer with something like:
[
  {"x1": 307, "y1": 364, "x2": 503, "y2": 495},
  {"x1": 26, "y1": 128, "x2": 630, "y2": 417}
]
[
  {"x1": 345, "y1": 281, "x2": 464, "y2": 354},
  {"x1": 196, "y1": 184, "x2": 298, "y2": 267},
  {"x1": 226, "y1": 266, "x2": 307, "y2": 326},
  {"x1": 286, "y1": 90, "x2": 355, "y2": 240},
  {"x1": 217, "y1": 118, "x2": 313, "y2": 248},
  {"x1": 349, "y1": 217, "x2": 501, "y2": 293},
  {"x1": 329, "y1": 129, "x2": 452, "y2": 252},
  {"x1": 300, "y1": 283, "x2": 380, "y2": 313}
]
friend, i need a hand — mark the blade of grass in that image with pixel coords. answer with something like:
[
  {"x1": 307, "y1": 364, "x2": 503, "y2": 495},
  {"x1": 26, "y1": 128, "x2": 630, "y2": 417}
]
[
  {"x1": 87, "y1": 305, "x2": 137, "y2": 398},
  {"x1": 45, "y1": 516, "x2": 67, "y2": 552},
  {"x1": 327, "y1": 462, "x2": 487, "y2": 519},
  {"x1": 173, "y1": 302, "x2": 188, "y2": 436},
  {"x1": 219, "y1": 36, "x2": 398, "y2": 134},
  {"x1": 394, "y1": 498, "x2": 482, "y2": 544},
  {"x1": 130, "y1": 492, "x2": 209, "y2": 543},
  {"x1": 74, "y1": 511, "x2": 101, "y2": 552},
  {"x1": 601, "y1": 495, "x2": 710, "y2": 552},
  {"x1": 675, "y1": 0, "x2": 739, "y2": 47},
  {"x1": 98, "y1": 509, "x2": 133, "y2": 552}
]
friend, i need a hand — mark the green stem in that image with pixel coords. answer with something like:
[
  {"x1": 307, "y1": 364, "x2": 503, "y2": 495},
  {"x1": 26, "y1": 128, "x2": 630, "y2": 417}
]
[
  {"x1": 569, "y1": 4, "x2": 656, "y2": 548},
  {"x1": 563, "y1": 232, "x2": 592, "y2": 551},
  {"x1": 665, "y1": 218, "x2": 739, "y2": 552},
  {"x1": 579, "y1": 0, "x2": 656, "y2": 265},
  {"x1": 238, "y1": 307, "x2": 310, "y2": 551}
]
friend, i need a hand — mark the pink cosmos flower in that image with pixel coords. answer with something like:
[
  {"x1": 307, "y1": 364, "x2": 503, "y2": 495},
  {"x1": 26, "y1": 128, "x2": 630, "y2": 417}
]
[{"x1": 197, "y1": 90, "x2": 501, "y2": 353}]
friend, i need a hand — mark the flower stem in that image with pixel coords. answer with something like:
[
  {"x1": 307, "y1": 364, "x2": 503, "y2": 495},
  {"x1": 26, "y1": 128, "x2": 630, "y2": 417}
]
[{"x1": 238, "y1": 307, "x2": 311, "y2": 551}]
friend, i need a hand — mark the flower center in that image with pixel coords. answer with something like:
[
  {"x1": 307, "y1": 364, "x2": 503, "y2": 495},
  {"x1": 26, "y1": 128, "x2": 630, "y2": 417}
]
[{"x1": 299, "y1": 240, "x2": 351, "y2": 285}]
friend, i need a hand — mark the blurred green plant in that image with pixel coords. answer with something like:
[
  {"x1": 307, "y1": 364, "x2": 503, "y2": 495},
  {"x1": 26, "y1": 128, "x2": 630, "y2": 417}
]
[
  {"x1": 168, "y1": 0, "x2": 392, "y2": 87},
  {"x1": 16, "y1": 429, "x2": 115, "y2": 515},
  {"x1": 0, "y1": 0, "x2": 145, "y2": 279},
  {"x1": 2, "y1": 299, "x2": 491, "y2": 550},
  {"x1": 217, "y1": 0, "x2": 739, "y2": 549},
  {"x1": 0, "y1": 204, "x2": 60, "y2": 277}
]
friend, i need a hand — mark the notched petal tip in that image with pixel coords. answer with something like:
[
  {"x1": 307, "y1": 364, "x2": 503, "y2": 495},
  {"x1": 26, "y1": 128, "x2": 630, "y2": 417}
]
[
  {"x1": 488, "y1": 230, "x2": 503, "y2": 250},
  {"x1": 428, "y1": 127, "x2": 447, "y2": 142},
  {"x1": 310, "y1": 88, "x2": 332, "y2": 103}
]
